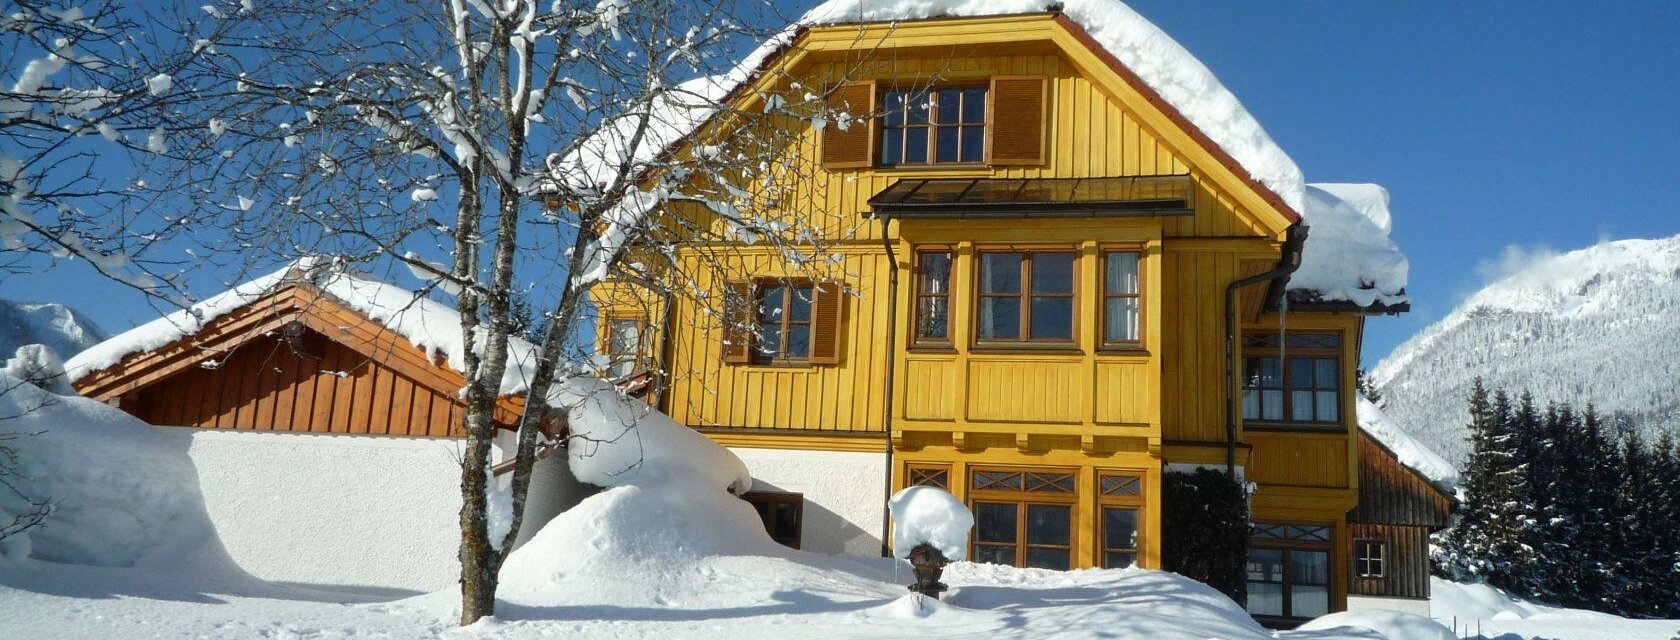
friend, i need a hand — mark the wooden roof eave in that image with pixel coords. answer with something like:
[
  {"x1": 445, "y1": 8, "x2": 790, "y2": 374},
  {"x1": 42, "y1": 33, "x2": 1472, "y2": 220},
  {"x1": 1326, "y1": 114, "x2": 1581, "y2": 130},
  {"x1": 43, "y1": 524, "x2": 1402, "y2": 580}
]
[{"x1": 74, "y1": 283, "x2": 534, "y2": 429}]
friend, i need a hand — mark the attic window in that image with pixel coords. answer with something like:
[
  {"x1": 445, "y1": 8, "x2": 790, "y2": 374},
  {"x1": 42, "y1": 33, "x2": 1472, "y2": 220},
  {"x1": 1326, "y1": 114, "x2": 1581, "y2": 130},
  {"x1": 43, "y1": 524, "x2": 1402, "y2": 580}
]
[{"x1": 878, "y1": 86, "x2": 988, "y2": 166}]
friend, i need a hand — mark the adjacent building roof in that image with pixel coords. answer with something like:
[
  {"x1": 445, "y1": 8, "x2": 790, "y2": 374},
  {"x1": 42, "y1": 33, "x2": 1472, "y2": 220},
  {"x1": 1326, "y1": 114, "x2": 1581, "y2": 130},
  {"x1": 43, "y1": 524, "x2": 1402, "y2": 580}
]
[{"x1": 66, "y1": 257, "x2": 544, "y2": 397}]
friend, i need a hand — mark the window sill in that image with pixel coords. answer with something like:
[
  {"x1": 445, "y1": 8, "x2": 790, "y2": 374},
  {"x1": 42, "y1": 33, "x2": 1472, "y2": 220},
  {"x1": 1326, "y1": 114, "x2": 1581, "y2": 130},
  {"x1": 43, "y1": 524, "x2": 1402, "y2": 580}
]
[
  {"x1": 907, "y1": 345, "x2": 958, "y2": 355},
  {"x1": 871, "y1": 164, "x2": 991, "y2": 175},
  {"x1": 1096, "y1": 345, "x2": 1150, "y2": 357},
  {"x1": 970, "y1": 343, "x2": 1083, "y2": 356},
  {"x1": 740, "y1": 360, "x2": 816, "y2": 369}
]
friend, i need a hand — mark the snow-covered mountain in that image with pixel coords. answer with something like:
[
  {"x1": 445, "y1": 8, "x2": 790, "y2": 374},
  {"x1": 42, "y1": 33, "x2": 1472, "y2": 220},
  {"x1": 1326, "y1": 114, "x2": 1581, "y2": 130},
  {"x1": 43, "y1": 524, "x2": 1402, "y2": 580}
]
[
  {"x1": 0, "y1": 300, "x2": 108, "y2": 360},
  {"x1": 1372, "y1": 235, "x2": 1680, "y2": 465}
]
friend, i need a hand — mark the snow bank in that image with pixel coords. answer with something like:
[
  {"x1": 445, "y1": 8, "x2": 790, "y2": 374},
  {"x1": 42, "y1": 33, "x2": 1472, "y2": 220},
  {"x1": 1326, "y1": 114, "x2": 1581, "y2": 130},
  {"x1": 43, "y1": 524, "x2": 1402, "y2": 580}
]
[
  {"x1": 0, "y1": 350, "x2": 233, "y2": 572},
  {"x1": 1293, "y1": 183, "x2": 1409, "y2": 307},
  {"x1": 1430, "y1": 578, "x2": 1626, "y2": 622},
  {"x1": 64, "y1": 257, "x2": 544, "y2": 396},
  {"x1": 550, "y1": 375, "x2": 751, "y2": 492},
  {"x1": 1299, "y1": 610, "x2": 1454, "y2": 640},
  {"x1": 551, "y1": 0, "x2": 1305, "y2": 213},
  {"x1": 888, "y1": 486, "x2": 972, "y2": 561},
  {"x1": 1357, "y1": 398, "x2": 1458, "y2": 491}
]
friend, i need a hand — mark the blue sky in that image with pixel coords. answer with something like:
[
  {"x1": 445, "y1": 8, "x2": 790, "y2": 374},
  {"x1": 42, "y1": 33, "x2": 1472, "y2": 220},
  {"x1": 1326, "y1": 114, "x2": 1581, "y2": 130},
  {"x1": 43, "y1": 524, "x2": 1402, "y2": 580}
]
[{"x1": 9, "y1": 1, "x2": 1680, "y2": 366}]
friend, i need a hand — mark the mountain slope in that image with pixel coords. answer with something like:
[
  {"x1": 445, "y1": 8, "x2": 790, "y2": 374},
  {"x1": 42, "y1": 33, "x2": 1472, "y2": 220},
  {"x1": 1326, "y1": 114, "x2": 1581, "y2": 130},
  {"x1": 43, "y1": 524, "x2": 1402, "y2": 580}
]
[
  {"x1": 0, "y1": 300, "x2": 108, "y2": 360},
  {"x1": 1372, "y1": 235, "x2": 1680, "y2": 465}
]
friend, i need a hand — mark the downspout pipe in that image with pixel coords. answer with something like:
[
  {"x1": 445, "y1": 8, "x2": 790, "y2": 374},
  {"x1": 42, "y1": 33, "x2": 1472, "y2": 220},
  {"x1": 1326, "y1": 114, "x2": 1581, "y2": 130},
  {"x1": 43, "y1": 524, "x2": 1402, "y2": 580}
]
[
  {"x1": 1222, "y1": 224, "x2": 1308, "y2": 481},
  {"x1": 878, "y1": 217, "x2": 900, "y2": 557}
]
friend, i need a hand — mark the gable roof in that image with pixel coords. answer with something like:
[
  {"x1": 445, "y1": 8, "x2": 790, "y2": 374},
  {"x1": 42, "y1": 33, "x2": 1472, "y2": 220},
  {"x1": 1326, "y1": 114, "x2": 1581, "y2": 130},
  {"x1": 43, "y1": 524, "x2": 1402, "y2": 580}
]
[
  {"x1": 1356, "y1": 398, "x2": 1457, "y2": 494},
  {"x1": 67, "y1": 258, "x2": 543, "y2": 396},
  {"x1": 66, "y1": 259, "x2": 544, "y2": 427},
  {"x1": 549, "y1": 2, "x2": 1306, "y2": 222}
]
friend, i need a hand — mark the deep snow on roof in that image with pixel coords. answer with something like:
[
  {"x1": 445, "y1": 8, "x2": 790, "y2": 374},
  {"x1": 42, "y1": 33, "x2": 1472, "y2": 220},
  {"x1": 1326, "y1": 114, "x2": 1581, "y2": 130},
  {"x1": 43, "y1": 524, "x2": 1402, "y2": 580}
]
[
  {"x1": 64, "y1": 258, "x2": 543, "y2": 396},
  {"x1": 1292, "y1": 183, "x2": 1410, "y2": 307},
  {"x1": 1358, "y1": 398, "x2": 1459, "y2": 492},
  {"x1": 553, "y1": 0, "x2": 1306, "y2": 215}
]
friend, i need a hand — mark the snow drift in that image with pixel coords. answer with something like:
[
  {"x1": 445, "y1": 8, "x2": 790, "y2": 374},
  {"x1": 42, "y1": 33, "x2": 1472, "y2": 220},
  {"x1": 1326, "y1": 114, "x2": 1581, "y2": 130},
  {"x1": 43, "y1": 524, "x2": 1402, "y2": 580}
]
[{"x1": 0, "y1": 346, "x2": 233, "y2": 572}]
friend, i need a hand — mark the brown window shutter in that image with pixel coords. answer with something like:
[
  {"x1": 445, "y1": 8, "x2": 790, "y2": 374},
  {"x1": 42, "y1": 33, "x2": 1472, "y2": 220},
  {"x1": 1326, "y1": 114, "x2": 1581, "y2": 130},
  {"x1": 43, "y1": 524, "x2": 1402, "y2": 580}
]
[
  {"x1": 808, "y1": 281, "x2": 846, "y2": 365},
  {"x1": 987, "y1": 76, "x2": 1048, "y2": 165},
  {"x1": 721, "y1": 281, "x2": 755, "y2": 364},
  {"x1": 820, "y1": 81, "x2": 875, "y2": 169}
]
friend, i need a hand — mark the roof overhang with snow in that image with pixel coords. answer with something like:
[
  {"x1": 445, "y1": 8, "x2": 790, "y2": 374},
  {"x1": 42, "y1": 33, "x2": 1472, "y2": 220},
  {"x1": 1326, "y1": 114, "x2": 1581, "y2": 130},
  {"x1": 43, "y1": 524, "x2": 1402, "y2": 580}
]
[{"x1": 570, "y1": 9, "x2": 1306, "y2": 240}]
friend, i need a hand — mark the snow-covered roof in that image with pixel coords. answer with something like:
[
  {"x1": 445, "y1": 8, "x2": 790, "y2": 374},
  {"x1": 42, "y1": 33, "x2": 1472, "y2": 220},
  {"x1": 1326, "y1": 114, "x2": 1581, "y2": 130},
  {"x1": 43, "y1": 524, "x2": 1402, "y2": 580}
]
[
  {"x1": 64, "y1": 257, "x2": 543, "y2": 396},
  {"x1": 1357, "y1": 398, "x2": 1458, "y2": 492},
  {"x1": 1291, "y1": 183, "x2": 1409, "y2": 308},
  {"x1": 551, "y1": 0, "x2": 1306, "y2": 215}
]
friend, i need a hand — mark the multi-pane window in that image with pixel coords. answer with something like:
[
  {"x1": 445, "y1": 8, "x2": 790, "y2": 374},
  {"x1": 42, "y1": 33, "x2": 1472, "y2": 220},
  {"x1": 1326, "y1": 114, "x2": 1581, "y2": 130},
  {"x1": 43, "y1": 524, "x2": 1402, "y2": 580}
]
[
  {"x1": 1242, "y1": 332, "x2": 1343, "y2": 426},
  {"x1": 907, "y1": 464, "x2": 951, "y2": 490},
  {"x1": 1354, "y1": 539, "x2": 1386, "y2": 579},
  {"x1": 879, "y1": 87, "x2": 987, "y2": 166},
  {"x1": 604, "y1": 317, "x2": 644, "y2": 378},
  {"x1": 1103, "y1": 251, "x2": 1141, "y2": 345},
  {"x1": 742, "y1": 491, "x2": 803, "y2": 550},
  {"x1": 969, "y1": 468, "x2": 1076, "y2": 570},
  {"x1": 754, "y1": 281, "x2": 814, "y2": 363},
  {"x1": 976, "y1": 251, "x2": 1075, "y2": 343},
  {"x1": 1098, "y1": 473, "x2": 1144, "y2": 569},
  {"x1": 1246, "y1": 523, "x2": 1332, "y2": 620},
  {"x1": 914, "y1": 250, "x2": 952, "y2": 345}
]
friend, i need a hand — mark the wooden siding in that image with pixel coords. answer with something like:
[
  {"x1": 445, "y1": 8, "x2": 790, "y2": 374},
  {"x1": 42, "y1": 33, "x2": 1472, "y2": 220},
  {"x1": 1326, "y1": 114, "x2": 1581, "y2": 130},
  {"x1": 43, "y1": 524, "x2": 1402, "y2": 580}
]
[
  {"x1": 1349, "y1": 433, "x2": 1456, "y2": 528},
  {"x1": 77, "y1": 283, "x2": 536, "y2": 438},
  {"x1": 1348, "y1": 523, "x2": 1433, "y2": 600},
  {"x1": 120, "y1": 328, "x2": 466, "y2": 436}
]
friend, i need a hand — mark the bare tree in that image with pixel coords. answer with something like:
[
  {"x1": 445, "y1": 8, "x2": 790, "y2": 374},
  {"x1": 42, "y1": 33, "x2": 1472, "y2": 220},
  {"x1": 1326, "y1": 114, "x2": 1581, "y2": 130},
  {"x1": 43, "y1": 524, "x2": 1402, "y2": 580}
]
[
  {"x1": 0, "y1": 0, "x2": 273, "y2": 302},
  {"x1": 147, "y1": 0, "x2": 881, "y2": 624}
]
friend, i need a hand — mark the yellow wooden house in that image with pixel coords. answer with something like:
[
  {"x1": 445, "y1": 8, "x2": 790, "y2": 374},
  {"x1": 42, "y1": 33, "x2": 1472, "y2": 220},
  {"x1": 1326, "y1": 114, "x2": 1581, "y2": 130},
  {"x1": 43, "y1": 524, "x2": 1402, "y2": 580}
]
[{"x1": 588, "y1": 2, "x2": 1418, "y2": 625}]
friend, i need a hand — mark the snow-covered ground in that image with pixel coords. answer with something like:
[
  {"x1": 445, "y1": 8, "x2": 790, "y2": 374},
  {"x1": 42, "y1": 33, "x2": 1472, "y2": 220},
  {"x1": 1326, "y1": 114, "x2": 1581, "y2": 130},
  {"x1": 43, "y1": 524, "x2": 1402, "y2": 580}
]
[
  {"x1": 1428, "y1": 578, "x2": 1680, "y2": 640},
  {"x1": 1, "y1": 345, "x2": 1670, "y2": 640}
]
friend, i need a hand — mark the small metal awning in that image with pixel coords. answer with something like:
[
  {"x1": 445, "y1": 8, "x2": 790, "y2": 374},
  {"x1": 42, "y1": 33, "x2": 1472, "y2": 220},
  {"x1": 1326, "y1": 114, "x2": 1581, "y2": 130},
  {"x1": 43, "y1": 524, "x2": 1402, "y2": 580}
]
[{"x1": 866, "y1": 175, "x2": 1195, "y2": 218}]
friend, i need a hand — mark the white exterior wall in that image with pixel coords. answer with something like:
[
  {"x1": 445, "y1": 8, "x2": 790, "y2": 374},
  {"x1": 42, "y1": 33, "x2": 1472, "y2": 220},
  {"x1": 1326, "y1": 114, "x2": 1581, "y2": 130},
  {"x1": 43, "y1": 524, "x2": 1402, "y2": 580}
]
[
  {"x1": 1346, "y1": 595, "x2": 1432, "y2": 617},
  {"x1": 729, "y1": 447, "x2": 886, "y2": 556},
  {"x1": 159, "y1": 427, "x2": 584, "y2": 593}
]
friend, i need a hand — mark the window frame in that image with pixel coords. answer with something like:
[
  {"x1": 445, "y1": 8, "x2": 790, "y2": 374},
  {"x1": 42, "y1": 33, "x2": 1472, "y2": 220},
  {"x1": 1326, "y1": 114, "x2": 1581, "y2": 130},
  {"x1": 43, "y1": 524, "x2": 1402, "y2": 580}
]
[
  {"x1": 1096, "y1": 471, "x2": 1146, "y2": 569},
  {"x1": 1246, "y1": 521, "x2": 1335, "y2": 623},
  {"x1": 972, "y1": 248, "x2": 1079, "y2": 348},
  {"x1": 877, "y1": 84, "x2": 989, "y2": 168},
  {"x1": 967, "y1": 465, "x2": 1079, "y2": 570},
  {"x1": 1099, "y1": 249, "x2": 1145, "y2": 350},
  {"x1": 601, "y1": 314, "x2": 647, "y2": 379},
  {"x1": 1241, "y1": 331, "x2": 1346, "y2": 430},
  {"x1": 751, "y1": 278, "x2": 817, "y2": 366},
  {"x1": 905, "y1": 462, "x2": 952, "y2": 490},
  {"x1": 741, "y1": 491, "x2": 803, "y2": 550},
  {"x1": 912, "y1": 248, "x2": 954, "y2": 349},
  {"x1": 1353, "y1": 538, "x2": 1387, "y2": 579}
]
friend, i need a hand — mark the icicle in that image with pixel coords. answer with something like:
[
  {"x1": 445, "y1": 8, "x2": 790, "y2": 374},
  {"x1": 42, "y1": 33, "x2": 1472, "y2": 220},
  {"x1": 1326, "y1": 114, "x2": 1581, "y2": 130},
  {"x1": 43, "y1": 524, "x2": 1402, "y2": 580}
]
[{"x1": 1277, "y1": 294, "x2": 1289, "y2": 368}]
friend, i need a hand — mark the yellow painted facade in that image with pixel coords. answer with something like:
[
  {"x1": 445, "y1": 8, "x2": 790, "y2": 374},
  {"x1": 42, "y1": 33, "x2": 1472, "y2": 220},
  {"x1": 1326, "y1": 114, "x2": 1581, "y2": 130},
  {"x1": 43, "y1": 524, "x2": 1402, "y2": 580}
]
[{"x1": 593, "y1": 13, "x2": 1380, "y2": 617}]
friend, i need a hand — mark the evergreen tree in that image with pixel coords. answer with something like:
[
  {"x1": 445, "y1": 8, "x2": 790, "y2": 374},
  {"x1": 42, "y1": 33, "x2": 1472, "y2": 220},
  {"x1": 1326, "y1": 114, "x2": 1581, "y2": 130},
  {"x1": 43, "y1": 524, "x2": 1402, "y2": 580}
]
[{"x1": 1438, "y1": 381, "x2": 1533, "y2": 585}]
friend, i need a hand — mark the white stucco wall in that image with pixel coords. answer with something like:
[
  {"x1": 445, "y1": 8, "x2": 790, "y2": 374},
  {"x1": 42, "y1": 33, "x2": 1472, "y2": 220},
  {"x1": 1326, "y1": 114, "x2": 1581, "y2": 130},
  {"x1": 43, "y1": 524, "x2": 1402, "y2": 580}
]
[
  {"x1": 1346, "y1": 595, "x2": 1432, "y2": 617},
  {"x1": 730, "y1": 447, "x2": 887, "y2": 556},
  {"x1": 160, "y1": 427, "x2": 586, "y2": 593}
]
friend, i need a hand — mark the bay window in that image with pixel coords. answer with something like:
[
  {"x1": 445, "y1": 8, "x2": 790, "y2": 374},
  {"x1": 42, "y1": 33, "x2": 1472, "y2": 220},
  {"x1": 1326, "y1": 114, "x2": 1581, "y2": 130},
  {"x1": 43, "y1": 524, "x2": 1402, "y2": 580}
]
[
  {"x1": 914, "y1": 250, "x2": 952, "y2": 346},
  {"x1": 1246, "y1": 523, "x2": 1332, "y2": 621},
  {"x1": 1102, "y1": 250, "x2": 1141, "y2": 346},
  {"x1": 976, "y1": 250, "x2": 1075, "y2": 344},
  {"x1": 1242, "y1": 332, "x2": 1344, "y2": 427}
]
